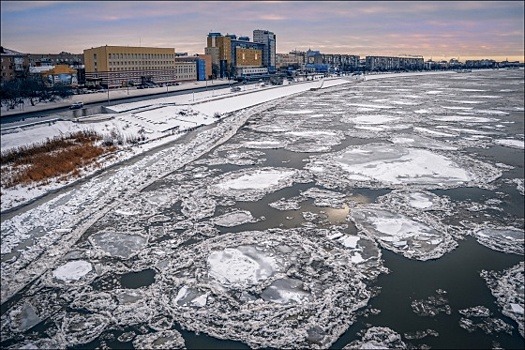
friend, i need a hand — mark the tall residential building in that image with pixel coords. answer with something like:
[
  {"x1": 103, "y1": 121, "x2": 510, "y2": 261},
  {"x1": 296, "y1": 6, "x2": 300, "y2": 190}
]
[
  {"x1": 206, "y1": 32, "x2": 263, "y2": 78},
  {"x1": 83, "y1": 45, "x2": 176, "y2": 88},
  {"x1": 206, "y1": 32, "x2": 232, "y2": 78},
  {"x1": 253, "y1": 29, "x2": 276, "y2": 72}
]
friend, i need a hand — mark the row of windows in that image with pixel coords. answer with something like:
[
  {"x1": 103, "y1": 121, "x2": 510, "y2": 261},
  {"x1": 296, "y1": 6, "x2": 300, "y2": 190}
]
[
  {"x1": 109, "y1": 61, "x2": 173, "y2": 66},
  {"x1": 110, "y1": 67, "x2": 175, "y2": 71},
  {"x1": 108, "y1": 53, "x2": 174, "y2": 59}
]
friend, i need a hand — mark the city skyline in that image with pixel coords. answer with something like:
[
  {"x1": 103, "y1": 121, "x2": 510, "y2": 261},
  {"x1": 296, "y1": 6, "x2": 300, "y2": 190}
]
[{"x1": 1, "y1": 1, "x2": 524, "y2": 62}]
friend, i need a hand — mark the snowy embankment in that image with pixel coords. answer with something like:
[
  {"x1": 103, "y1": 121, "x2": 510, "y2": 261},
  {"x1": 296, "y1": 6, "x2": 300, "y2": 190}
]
[{"x1": 0, "y1": 78, "x2": 347, "y2": 212}]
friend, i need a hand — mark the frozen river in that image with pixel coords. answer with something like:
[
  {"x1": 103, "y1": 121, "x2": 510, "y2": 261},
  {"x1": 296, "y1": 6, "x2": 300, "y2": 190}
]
[{"x1": 1, "y1": 70, "x2": 524, "y2": 349}]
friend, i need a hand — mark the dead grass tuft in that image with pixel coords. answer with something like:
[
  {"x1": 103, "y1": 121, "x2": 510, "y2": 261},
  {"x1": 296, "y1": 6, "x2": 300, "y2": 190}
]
[{"x1": 1, "y1": 130, "x2": 117, "y2": 188}]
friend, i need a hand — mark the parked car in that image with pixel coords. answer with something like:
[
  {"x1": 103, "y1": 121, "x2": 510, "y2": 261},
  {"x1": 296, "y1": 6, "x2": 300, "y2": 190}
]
[
  {"x1": 231, "y1": 86, "x2": 241, "y2": 92},
  {"x1": 69, "y1": 102, "x2": 84, "y2": 109}
]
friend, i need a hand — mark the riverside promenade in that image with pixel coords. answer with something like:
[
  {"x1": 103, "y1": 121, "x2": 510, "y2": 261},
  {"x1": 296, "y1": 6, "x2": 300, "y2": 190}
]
[{"x1": 0, "y1": 79, "x2": 234, "y2": 118}]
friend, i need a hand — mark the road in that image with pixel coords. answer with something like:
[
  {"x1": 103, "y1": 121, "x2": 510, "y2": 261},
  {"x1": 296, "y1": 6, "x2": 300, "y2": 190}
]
[{"x1": 0, "y1": 82, "x2": 251, "y2": 127}]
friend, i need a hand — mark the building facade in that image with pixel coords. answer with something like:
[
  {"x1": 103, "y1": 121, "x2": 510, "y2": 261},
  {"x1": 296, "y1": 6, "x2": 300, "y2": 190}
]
[
  {"x1": 83, "y1": 45, "x2": 176, "y2": 88},
  {"x1": 27, "y1": 52, "x2": 83, "y2": 67},
  {"x1": 365, "y1": 55, "x2": 424, "y2": 71},
  {"x1": 1, "y1": 47, "x2": 30, "y2": 83},
  {"x1": 175, "y1": 54, "x2": 212, "y2": 81},
  {"x1": 206, "y1": 31, "x2": 272, "y2": 78},
  {"x1": 253, "y1": 29, "x2": 276, "y2": 72},
  {"x1": 276, "y1": 52, "x2": 304, "y2": 69},
  {"x1": 174, "y1": 61, "x2": 197, "y2": 82}
]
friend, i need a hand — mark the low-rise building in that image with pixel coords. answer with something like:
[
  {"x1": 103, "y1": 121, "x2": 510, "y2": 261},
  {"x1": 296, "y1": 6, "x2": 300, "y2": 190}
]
[
  {"x1": 83, "y1": 45, "x2": 176, "y2": 88},
  {"x1": 42, "y1": 64, "x2": 78, "y2": 87},
  {"x1": 27, "y1": 52, "x2": 83, "y2": 68},
  {"x1": 365, "y1": 55, "x2": 424, "y2": 71}
]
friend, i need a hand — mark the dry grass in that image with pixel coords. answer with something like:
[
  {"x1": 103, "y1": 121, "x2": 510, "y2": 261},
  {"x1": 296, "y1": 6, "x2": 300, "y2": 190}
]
[{"x1": 1, "y1": 131, "x2": 117, "y2": 188}]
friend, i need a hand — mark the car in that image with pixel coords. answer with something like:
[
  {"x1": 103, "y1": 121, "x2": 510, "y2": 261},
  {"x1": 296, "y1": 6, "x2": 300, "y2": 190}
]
[
  {"x1": 231, "y1": 86, "x2": 241, "y2": 92},
  {"x1": 69, "y1": 102, "x2": 84, "y2": 109}
]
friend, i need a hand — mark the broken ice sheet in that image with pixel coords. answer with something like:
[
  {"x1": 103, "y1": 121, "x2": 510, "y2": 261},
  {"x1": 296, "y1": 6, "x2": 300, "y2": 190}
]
[
  {"x1": 7, "y1": 301, "x2": 42, "y2": 333},
  {"x1": 306, "y1": 143, "x2": 501, "y2": 191},
  {"x1": 350, "y1": 207, "x2": 457, "y2": 261},
  {"x1": 132, "y1": 329, "x2": 186, "y2": 349},
  {"x1": 472, "y1": 226, "x2": 524, "y2": 255},
  {"x1": 343, "y1": 326, "x2": 407, "y2": 349},
  {"x1": 481, "y1": 262, "x2": 524, "y2": 338},
  {"x1": 153, "y1": 228, "x2": 377, "y2": 349},
  {"x1": 411, "y1": 289, "x2": 452, "y2": 317}
]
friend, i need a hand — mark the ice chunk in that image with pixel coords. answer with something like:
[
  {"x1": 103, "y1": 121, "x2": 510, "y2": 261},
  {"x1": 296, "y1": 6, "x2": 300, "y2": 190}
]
[
  {"x1": 61, "y1": 312, "x2": 109, "y2": 346},
  {"x1": 473, "y1": 227, "x2": 524, "y2": 255},
  {"x1": 343, "y1": 327, "x2": 407, "y2": 349},
  {"x1": 132, "y1": 329, "x2": 185, "y2": 349},
  {"x1": 8, "y1": 302, "x2": 41, "y2": 332},
  {"x1": 52, "y1": 260, "x2": 92, "y2": 282},
  {"x1": 481, "y1": 262, "x2": 524, "y2": 337},
  {"x1": 351, "y1": 207, "x2": 457, "y2": 260},
  {"x1": 213, "y1": 210, "x2": 256, "y2": 227},
  {"x1": 209, "y1": 167, "x2": 300, "y2": 201},
  {"x1": 90, "y1": 231, "x2": 147, "y2": 259},
  {"x1": 207, "y1": 245, "x2": 279, "y2": 287}
]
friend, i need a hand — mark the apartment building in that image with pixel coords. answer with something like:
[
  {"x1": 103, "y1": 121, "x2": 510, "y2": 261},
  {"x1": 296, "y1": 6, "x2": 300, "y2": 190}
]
[
  {"x1": 27, "y1": 52, "x2": 83, "y2": 67},
  {"x1": 366, "y1": 55, "x2": 424, "y2": 71},
  {"x1": 253, "y1": 29, "x2": 276, "y2": 72},
  {"x1": 83, "y1": 45, "x2": 176, "y2": 88},
  {"x1": 206, "y1": 31, "x2": 269, "y2": 78},
  {"x1": 0, "y1": 47, "x2": 29, "y2": 82},
  {"x1": 276, "y1": 52, "x2": 304, "y2": 69}
]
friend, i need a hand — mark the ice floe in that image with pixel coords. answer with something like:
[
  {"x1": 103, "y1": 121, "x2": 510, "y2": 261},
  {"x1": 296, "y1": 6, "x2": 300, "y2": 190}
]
[
  {"x1": 494, "y1": 139, "x2": 525, "y2": 149},
  {"x1": 208, "y1": 167, "x2": 305, "y2": 201},
  {"x1": 152, "y1": 228, "x2": 377, "y2": 348},
  {"x1": 350, "y1": 207, "x2": 457, "y2": 260},
  {"x1": 132, "y1": 329, "x2": 186, "y2": 349},
  {"x1": 212, "y1": 210, "x2": 256, "y2": 227},
  {"x1": 343, "y1": 326, "x2": 407, "y2": 349},
  {"x1": 411, "y1": 289, "x2": 452, "y2": 317},
  {"x1": 472, "y1": 226, "x2": 524, "y2": 255},
  {"x1": 481, "y1": 262, "x2": 524, "y2": 337},
  {"x1": 306, "y1": 143, "x2": 501, "y2": 191},
  {"x1": 52, "y1": 260, "x2": 93, "y2": 282}
]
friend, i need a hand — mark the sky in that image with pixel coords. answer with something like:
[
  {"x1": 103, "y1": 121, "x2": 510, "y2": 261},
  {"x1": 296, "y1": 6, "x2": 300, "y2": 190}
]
[{"x1": 1, "y1": 1, "x2": 524, "y2": 62}]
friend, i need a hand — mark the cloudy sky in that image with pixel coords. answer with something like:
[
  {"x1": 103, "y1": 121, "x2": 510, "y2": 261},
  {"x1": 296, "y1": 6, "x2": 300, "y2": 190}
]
[{"x1": 1, "y1": 1, "x2": 524, "y2": 61}]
